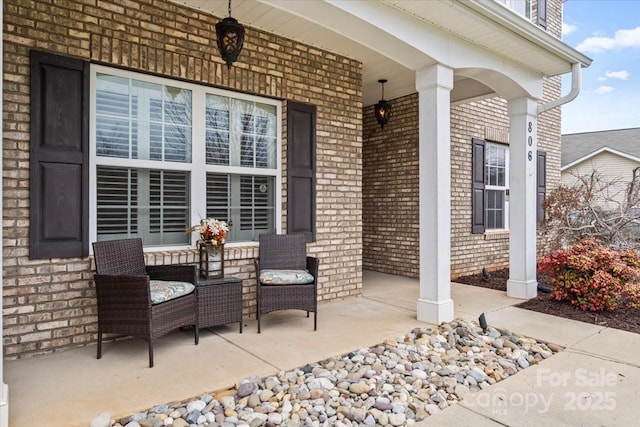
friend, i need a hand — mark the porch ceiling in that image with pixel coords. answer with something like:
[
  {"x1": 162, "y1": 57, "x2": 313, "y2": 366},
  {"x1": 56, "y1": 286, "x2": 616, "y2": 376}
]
[{"x1": 173, "y1": 0, "x2": 591, "y2": 106}]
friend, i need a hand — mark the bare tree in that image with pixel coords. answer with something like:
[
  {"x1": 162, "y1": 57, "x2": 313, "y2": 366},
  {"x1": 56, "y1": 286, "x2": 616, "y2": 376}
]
[{"x1": 539, "y1": 169, "x2": 640, "y2": 252}]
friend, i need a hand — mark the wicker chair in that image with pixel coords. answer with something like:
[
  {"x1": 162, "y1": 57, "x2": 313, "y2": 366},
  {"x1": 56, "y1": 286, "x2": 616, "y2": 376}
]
[
  {"x1": 254, "y1": 234, "x2": 319, "y2": 333},
  {"x1": 92, "y1": 238, "x2": 198, "y2": 367}
]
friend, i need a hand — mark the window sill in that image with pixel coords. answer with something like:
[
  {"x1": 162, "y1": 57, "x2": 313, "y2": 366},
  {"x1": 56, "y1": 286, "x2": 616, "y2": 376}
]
[
  {"x1": 138, "y1": 242, "x2": 260, "y2": 263},
  {"x1": 484, "y1": 230, "x2": 509, "y2": 240}
]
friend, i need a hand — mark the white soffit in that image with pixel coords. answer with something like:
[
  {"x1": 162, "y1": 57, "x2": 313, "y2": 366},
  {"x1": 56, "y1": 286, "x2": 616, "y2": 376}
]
[
  {"x1": 170, "y1": 0, "x2": 590, "y2": 106},
  {"x1": 386, "y1": 1, "x2": 552, "y2": 75}
]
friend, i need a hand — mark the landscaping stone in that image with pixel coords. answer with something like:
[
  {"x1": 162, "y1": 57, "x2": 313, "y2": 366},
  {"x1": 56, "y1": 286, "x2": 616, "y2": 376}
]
[
  {"x1": 101, "y1": 320, "x2": 559, "y2": 427},
  {"x1": 89, "y1": 412, "x2": 111, "y2": 427}
]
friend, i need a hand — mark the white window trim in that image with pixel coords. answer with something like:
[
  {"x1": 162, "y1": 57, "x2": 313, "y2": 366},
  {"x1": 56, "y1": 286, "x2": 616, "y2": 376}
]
[
  {"x1": 89, "y1": 64, "x2": 282, "y2": 252},
  {"x1": 495, "y1": 0, "x2": 532, "y2": 19},
  {"x1": 485, "y1": 142, "x2": 510, "y2": 231}
]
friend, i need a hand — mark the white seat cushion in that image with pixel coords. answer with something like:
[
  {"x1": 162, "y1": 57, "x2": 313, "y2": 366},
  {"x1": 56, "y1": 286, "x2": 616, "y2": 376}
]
[
  {"x1": 260, "y1": 269, "x2": 315, "y2": 285},
  {"x1": 149, "y1": 280, "x2": 195, "y2": 305}
]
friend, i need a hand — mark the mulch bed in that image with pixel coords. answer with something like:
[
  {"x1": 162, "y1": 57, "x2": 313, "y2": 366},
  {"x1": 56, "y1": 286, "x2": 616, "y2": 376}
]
[{"x1": 454, "y1": 268, "x2": 640, "y2": 335}]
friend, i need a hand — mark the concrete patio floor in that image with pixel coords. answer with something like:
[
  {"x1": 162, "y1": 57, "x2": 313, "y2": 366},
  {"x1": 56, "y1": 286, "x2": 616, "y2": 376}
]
[{"x1": 5, "y1": 271, "x2": 640, "y2": 426}]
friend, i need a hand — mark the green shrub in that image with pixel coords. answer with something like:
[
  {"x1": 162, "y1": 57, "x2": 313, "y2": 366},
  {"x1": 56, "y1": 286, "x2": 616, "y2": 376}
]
[{"x1": 538, "y1": 238, "x2": 640, "y2": 311}]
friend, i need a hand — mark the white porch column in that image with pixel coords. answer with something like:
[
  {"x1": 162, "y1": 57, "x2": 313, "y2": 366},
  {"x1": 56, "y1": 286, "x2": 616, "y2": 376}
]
[
  {"x1": 507, "y1": 97, "x2": 538, "y2": 299},
  {"x1": 416, "y1": 64, "x2": 455, "y2": 324},
  {"x1": 0, "y1": 1, "x2": 8, "y2": 424}
]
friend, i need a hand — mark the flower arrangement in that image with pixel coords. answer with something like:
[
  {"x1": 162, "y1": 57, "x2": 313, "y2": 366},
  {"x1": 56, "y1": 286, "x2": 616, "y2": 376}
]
[{"x1": 186, "y1": 218, "x2": 231, "y2": 246}]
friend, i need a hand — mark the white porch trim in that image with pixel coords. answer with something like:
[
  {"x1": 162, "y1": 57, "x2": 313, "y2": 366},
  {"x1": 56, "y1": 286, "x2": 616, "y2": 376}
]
[
  {"x1": 0, "y1": 0, "x2": 8, "y2": 424},
  {"x1": 507, "y1": 97, "x2": 539, "y2": 299},
  {"x1": 416, "y1": 64, "x2": 455, "y2": 324}
]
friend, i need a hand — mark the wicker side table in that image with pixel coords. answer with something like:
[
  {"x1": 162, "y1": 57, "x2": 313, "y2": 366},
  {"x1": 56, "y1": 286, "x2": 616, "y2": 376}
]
[{"x1": 196, "y1": 277, "x2": 243, "y2": 334}]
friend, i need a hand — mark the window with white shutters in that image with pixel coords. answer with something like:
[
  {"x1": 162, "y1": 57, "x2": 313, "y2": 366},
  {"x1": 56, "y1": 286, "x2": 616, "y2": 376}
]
[
  {"x1": 204, "y1": 95, "x2": 277, "y2": 241},
  {"x1": 92, "y1": 65, "x2": 280, "y2": 248}
]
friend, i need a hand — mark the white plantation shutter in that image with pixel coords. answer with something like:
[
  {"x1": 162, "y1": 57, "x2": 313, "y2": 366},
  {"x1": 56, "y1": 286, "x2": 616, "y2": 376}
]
[
  {"x1": 206, "y1": 174, "x2": 274, "y2": 241},
  {"x1": 150, "y1": 170, "x2": 190, "y2": 234},
  {"x1": 96, "y1": 166, "x2": 138, "y2": 238},
  {"x1": 97, "y1": 167, "x2": 190, "y2": 244},
  {"x1": 149, "y1": 99, "x2": 191, "y2": 162},
  {"x1": 95, "y1": 75, "x2": 191, "y2": 163},
  {"x1": 240, "y1": 176, "x2": 271, "y2": 231},
  {"x1": 206, "y1": 106, "x2": 230, "y2": 165},
  {"x1": 239, "y1": 105, "x2": 275, "y2": 169},
  {"x1": 206, "y1": 173, "x2": 230, "y2": 221},
  {"x1": 95, "y1": 90, "x2": 138, "y2": 158}
]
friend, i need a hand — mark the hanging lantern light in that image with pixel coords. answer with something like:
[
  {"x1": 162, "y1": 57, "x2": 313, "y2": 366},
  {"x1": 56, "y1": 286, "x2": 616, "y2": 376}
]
[
  {"x1": 216, "y1": 0, "x2": 245, "y2": 69},
  {"x1": 374, "y1": 79, "x2": 392, "y2": 129}
]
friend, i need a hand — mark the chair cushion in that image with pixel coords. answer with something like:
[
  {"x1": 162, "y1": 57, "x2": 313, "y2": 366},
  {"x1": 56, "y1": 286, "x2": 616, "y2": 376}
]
[
  {"x1": 149, "y1": 280, "x2": 195, "y2": 305},
  {"x1": 260, "y1": 269, "x2": 315, "y2": 285}
]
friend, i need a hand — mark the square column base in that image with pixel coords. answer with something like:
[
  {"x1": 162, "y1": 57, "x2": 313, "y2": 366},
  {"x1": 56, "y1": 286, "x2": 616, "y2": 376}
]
[
  {"x1": 507, "y1": 279, "x2": 537, "y2": 299},
  {"x1": 416, "y1": 298, "x2": 454, "y2": 325}
]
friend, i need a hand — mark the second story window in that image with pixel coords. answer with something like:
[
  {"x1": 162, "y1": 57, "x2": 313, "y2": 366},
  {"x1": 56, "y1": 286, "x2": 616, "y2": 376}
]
[{"x1": 496, "y1": 0, "x2": 532, "y2": 19}]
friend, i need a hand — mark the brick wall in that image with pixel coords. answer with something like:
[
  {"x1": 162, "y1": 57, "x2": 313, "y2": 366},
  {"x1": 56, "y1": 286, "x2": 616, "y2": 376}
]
[
  {"x1": 363, "y1": 0, "x2": 563, "y2": 278},
  {"x1": 363, "y1": 94, "x2": 420, "y2": 277},
  {"x1": 3, "y1": 0, "x2": 362, "y2": 358}
]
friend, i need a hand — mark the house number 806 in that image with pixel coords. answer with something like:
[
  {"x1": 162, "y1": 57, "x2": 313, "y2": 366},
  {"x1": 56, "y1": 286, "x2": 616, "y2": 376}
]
[{"x1": 527, "y1": 121, "x2": 534, "y2": 162}]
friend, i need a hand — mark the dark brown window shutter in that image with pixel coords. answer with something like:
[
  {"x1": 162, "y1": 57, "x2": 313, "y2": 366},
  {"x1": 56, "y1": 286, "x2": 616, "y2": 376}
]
[
  {"x1": 471, "y1": 138, "x2": 486, "y2": 234},
  {"x1": 537, "y1": 150, "x2": 547, "y2": 223},
  {"x1": 30, "y1": 50, "x2": 89, "y2": 259},
  {"x1": 537, "y1": 0, "x2": 547, "y2": 29},
  {"x1": 287, "y1": 101, "x2": 316, "y2": 242}
]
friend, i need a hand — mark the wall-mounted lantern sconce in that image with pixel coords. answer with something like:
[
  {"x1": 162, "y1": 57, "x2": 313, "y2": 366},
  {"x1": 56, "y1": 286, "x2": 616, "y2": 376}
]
[
  {"x1": 374, "y1": 79, "x2": 392, "y2": 129},
  {"x1": 216, "y1": 0, "x2": 245, "y2": 69}
]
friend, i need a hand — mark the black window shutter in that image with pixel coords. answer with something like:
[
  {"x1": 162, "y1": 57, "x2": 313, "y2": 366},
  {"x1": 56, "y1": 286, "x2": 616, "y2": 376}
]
[
  {"x1": 287, "y1": 101, "x2": 316, "y2": 242},
  {"x1": 537, "y1": 150, "x2": 547, "y2": 223},
  {"x1": 537, "y1": 0, "x2": 547, "y2": 29},
  {"x1": 471, "y1": 138, "x2": 486, "y2": 234},
  {"x1": 30, "y1": 50, "x2": 89, "y2": 259}
]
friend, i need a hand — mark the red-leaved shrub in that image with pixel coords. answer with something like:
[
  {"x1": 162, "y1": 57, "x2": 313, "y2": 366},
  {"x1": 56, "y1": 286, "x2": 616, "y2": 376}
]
[{"x1": 538, "y1": 238, "x2": 640, "y2": 311}]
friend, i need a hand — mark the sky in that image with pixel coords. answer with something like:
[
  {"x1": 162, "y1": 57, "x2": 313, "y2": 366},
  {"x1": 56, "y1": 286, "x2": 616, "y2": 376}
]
[{"x1": 560, "y1": 0, "x2": 640, "y2": 135}]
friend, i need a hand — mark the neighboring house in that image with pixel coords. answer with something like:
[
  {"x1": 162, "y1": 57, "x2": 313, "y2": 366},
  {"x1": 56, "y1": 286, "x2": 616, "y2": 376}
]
[
  {"x1": 561, "y1": 128, "x2": 640, "y2": 205},
  {"x1": 0, "y1": 0, "x2": 590, "y2": 417}
]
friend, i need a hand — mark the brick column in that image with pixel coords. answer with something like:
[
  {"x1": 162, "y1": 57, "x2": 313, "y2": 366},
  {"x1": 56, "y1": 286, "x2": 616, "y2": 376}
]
[{"x1": 416, "y1": 64, "x2": 455, "y2": 324}]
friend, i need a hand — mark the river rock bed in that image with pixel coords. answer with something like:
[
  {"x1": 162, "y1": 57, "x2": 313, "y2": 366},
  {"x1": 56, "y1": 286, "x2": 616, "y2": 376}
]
[{"x1": 93, "y1": 319, "x2": 561, "y2": 427}]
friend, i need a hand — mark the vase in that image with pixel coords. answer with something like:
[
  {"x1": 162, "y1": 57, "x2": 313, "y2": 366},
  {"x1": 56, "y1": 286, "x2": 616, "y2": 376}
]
[{"x1": 198, "y1": 242, "x2": 224, "y2": 278}]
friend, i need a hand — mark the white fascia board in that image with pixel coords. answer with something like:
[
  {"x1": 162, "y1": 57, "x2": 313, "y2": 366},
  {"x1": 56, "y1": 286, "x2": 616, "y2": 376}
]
[
  {"x1": 561, "y1": 147, "x2": 640, "y2": 171},
  {"x1": 464, "y1": 0, "x2": 592, "y2": 70}
]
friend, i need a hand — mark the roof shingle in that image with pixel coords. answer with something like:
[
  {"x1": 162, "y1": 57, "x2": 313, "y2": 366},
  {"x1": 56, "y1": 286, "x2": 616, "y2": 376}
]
[{"x1": 561, "y1": 128, "x2": 640, "y2": 167}]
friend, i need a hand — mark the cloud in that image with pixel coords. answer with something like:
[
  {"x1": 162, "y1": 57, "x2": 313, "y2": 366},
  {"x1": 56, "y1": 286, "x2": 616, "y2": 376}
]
[
  {"x1": 577, "y1": 26, "x2": 640, "y2": 53},
  {"x1": 598, "y1": 76, "x2": 607, "y2": 82},
  {"x1": 595, "y1": 85, "x2": 615, "y2": 95},
  {"x1": 605, "y1": 70, "x2": 629, "y2": 80},
  {"x1": 562, "y1": 22, "x2": 577, "y2": 36}
]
